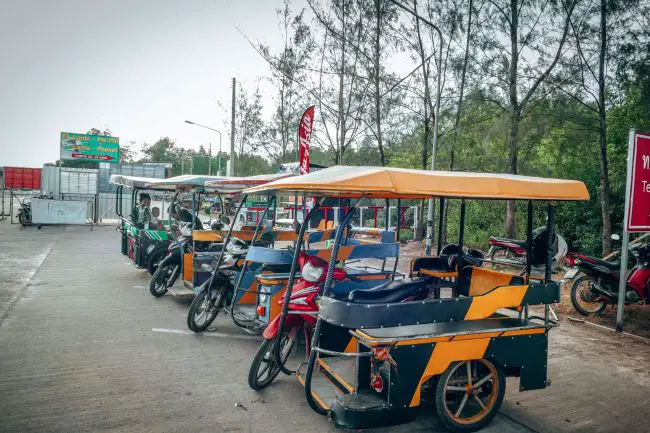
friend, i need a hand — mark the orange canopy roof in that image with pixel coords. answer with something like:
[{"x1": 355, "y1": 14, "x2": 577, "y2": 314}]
[{"x1": 243, "y1": 166, "x2": 590, "y2": 201}]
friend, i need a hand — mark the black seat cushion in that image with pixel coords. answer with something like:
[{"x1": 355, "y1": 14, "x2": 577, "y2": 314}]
[
  {"x1": 207, "y1": 243, "x2": 224, "y2": 252},
  {"x1": 260, "y1": 263, "x2": 292, "y2": 273},
  {"x1": 347, "y1": 277, "x2": 430, "y2": 304},
  {"x1": 410, "y1": 255, "x2": 450, "y2": 275}
]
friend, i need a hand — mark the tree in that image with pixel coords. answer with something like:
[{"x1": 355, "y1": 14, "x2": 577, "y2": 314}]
[
  {"x1": 255, "y1": 0, "x2": 315, "y2": 164},
  {"x1": 561, "y1": 0, "x2": 644, "y2": 254},
  {"x1": 119, "y1": 141, "x2": 137, "y2": 163},
  {"x1": 308, "y1": 0, "x2": 373, "y2": 164},
  {"x1": 479, "y1": 0, "x2": 577, "y2": 237}
]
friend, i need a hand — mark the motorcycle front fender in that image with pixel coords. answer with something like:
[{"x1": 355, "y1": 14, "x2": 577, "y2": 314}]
[{"x1": 262, "y1": 314, "x2": 302, "y2": 339}]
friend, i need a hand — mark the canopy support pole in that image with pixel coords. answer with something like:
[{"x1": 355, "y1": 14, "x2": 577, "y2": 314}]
[
  {"x1": 396, "y1": 199, "x2": 402, "y2": 242},
  {"x1": 526, "y1": 200, "x2": 533, "y2": 279},
  {"x1": 544, "y1": 204, "x2": 555, "y2": 326},
  {"x1": 273, "y1": 200, "x2": 321, "y2": 375},
  {"x1": 437, "y1": 198, "x2": 445, "y2": 255}
]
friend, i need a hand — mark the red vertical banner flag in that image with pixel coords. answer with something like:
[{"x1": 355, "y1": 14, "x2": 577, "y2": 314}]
[
  {"x1": 625, "y1": 130, "x2": 650, "y2": 231},
  {"x1": 298, "y1": 105, "x2": 315, "y2": 175}
]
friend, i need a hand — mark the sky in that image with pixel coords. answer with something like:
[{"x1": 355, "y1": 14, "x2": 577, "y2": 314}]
[{"x1": 0, "y1": 0, "x2": 285, "y2": 167}]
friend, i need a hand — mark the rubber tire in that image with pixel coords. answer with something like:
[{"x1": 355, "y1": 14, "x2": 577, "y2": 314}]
[
  {"x1": 488, "y1": 247, "x2": 505, "y2": 261},
  {"x1": 570, "y1": 275, "x2": 608, "y2": 316},
  {"x1": 248, "y1": 338, "x2": 283, "y2": 391},
  {"x1": 149, "y1": 256, "x2": 176, "y2": 297},
  {"x1": 187, "y1": 286, "x2": 224, "y2": 333},
  {"x1": 146, "y1": 249, "x2": 166, "y2": 275},
  {"x1": 18, "y1": 211, "x2": 31, "y2": 226},
  {"x1": 434, "y1": 360, "x2": 506, "y2": 433}
]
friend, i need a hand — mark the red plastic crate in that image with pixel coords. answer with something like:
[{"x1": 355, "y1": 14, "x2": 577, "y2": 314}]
[{"x1": 3, "y1": 167, "x2": 41, "y2": 190}]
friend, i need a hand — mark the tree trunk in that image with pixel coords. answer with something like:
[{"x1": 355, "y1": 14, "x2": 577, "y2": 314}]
[
  {"x1": 414, "y1": 0, "x2": 431, "y2": 171},
  {"x1": 506, "y1": 0, "x2": 519, "y2": 238},
  {"x1": 598, "y1": 0, "x2": 612, "y2": 255},
  {"x1": 337, "y1": 8, "x2": 347, "y2": 165},
  {"x1": 374, "y1": 0, "x2": 385, "y2": 166},
  {"x1": 442, "y1": 0, "x2": 474, "y2": 245}
]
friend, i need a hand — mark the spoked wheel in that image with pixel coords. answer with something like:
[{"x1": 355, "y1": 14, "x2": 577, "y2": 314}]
[
  {"x1": 435, "y1": 359, "x2": 505, "y2": 433},
  {"x1": 149, "y1": 260, "x2": 177, "y2": 297},
  {"x1": 570, "y1": 276, "x2": 607, "y2": 316},
  {"x1": 187, "y1": 285, "x2": 226, "y2": 333},
  {"x1": 248, "y1": 331, "x2": 296, "y2": 391},
  {"x1": 489, "y1": 248, "x2": 522, "y2": 270}
]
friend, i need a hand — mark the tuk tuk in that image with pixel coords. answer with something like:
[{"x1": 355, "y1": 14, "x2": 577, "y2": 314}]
[
  {"x1": 110, "y1": 175, "x2": 175, "y2": 274},
  {"x1": 243, "y1": 166, "x2": 589, "y2": 433},
  {"x1": 186, "y1": 177, "x2": 403, "y2": 334},
  {"x1": 145, "y1": 174, "x2": 251, "y2": 298}
]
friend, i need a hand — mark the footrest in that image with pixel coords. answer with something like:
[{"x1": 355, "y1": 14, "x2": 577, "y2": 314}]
[
  {"x1": 331, "y1": 390, "x2": 415, "y2": 429},
  {"x1": 296, "y1": 363, "x2": 344, "y2": 411},
  {"x1": 318, "y1": 357, "x2": 356, "y2": 393},
  {"x1": 167, "y1": 286, "x2": 195, "y2": 297}
]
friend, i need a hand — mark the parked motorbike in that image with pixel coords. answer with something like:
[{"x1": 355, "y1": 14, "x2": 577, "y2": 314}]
[
  {"x1": 247, "y1": 252, "x2": 349, "y2": 390},
  {"x1": 247, "y1": 252, "x2": 432, "y2": 390},
  {"x1": 149, "y1": 221, "x2": 224, "y2": 297},
  {"x1": 565, "y1": 239, "x2": 650, "y2": 316},
  {"x1": 186, "y1": 237, "x2": 250, "y2": 332},
  {"x1": 487, "y1": 227, "x2": 567, "y2": 268},
  {"x1": 17, "y1": 198, "x2": 32, "y2": 226}
]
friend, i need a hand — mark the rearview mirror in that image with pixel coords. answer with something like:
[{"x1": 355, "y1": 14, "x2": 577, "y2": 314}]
[
  {"x1": 220, "y1": 215, "x2": 231, "y2": 225},
  {"x1": 611, "y1": 234, "x2": 620, "y2": 241}
]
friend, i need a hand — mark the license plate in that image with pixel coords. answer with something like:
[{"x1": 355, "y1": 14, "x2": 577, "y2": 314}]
[{"x1": 563, "y1": 268, "x2": 579, "y2": 279}]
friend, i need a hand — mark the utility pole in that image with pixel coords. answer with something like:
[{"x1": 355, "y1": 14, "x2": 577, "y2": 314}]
[
  {"x1": 229, "y1": 77, "x2": 236, "y2": 176},
  {"x1": 208, "y1": 142, "x2": 212, "y2": 175}
]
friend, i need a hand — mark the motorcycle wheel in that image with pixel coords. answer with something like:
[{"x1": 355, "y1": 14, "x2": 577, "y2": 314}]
[
  {"x1": 146, "y1": 250, "x2": 166, "y2": 275},
  {"x1": 18, "y1": 211, "x2": 31, "y2": 226},
  {"x1": 149, "y1": 257, "x2": 178, "y2": 297},
  {"x1": 248, "y1": 331, "x2": 295, "y2": 391},
  {"x1": 489, "y1": 247, "x2": 522, "y2": 270},
  {"x1": 571, "y1": 276, "x2": 607, "y2": 316},
  {"x1": 187, "y1": 284, "x2": 226, "y2": 333}
]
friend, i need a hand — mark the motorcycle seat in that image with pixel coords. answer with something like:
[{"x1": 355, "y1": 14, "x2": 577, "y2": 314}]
[
  {"x1": 347, "y1": 277, "x2": 430, "y2": 304},
  {"x1": 260, "y1": 263, "x2": 292, "y2": 273},
  {"x1": 582, "y1": 256, "x2": 620, "y2": 270},
  {"x1": 207, "y1": 243, "x2": 224, "y2": 252},
  {"x1": 489, "y1": 236, "x2": 527, "y2": 248}
]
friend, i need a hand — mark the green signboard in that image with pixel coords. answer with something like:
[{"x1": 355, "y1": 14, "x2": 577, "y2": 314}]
[{"x1": 60, "y1": 132, "x2": 120, "y2": 163}]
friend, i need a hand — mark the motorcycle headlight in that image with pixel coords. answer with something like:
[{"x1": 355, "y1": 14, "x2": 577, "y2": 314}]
[
  {"x1": 199, "y1": 263, "x2": 214, "y2": 273},
  {"x1": 179, "y1": 225, "x2": 192, "y2": 237},
  {"x1": 302, "y1": 261, "x2": 325, "y2": 283},
  {"x1": 226, "y1": 241, "x2": 247, "y2": 256}
]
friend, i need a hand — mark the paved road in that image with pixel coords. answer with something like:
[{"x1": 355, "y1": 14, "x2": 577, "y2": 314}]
[
  {"x1": 0, "y1": 223, "x2": 530, "y2": 433},
  {"x1": 1, "y1": 223, "x2": 646, "y2": 433}
]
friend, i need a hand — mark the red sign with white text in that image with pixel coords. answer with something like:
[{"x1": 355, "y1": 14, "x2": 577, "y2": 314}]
[
  {"x1": 626, "y1": 131, "x2": 650, "y2": 232},
  {"x1": 298, "y1": 106, "x2": 314, "y2": 175}
]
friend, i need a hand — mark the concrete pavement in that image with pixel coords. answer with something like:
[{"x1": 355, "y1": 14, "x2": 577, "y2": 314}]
[{"x1": 1, "y1": 223, "x2": 646, "y2": 432}]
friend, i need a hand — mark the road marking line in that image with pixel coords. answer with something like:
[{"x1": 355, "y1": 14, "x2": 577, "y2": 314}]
[{"x1": 152, "y1": 328, "x2": 260, "y2": 340}]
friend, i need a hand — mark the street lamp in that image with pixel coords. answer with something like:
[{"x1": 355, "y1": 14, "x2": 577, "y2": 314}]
[{"x1": 184, "y1": 120, "x2": 222, "y2": 176}]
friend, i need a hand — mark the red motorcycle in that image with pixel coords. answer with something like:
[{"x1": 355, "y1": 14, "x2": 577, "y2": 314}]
[
  {"x1": 487, "y1": 227, "x2": 567, "y2": 267},
  {"x1": 565, "y1": 242, "x2": 650, "y2": 316},
  {"x1": 247, "y1": 252, "x2": 348, "y2": 390}
]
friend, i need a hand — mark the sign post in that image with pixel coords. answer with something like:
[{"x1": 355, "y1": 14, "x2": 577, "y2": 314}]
[{"x1": 617, "y1": 129, "x2": 650, "y2": 331}]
